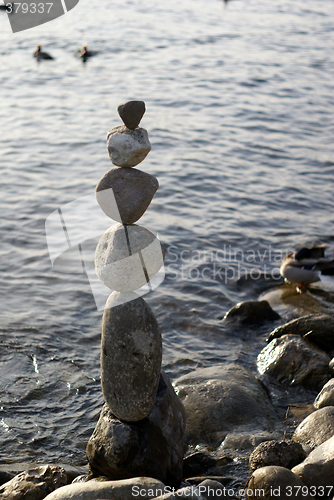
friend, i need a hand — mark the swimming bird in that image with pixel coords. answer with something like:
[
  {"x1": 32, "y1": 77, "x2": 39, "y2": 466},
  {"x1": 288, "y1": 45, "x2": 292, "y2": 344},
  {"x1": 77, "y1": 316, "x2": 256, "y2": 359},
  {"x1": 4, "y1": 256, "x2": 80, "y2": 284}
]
[
  {"x1": 78, "y1": 45, "x2": 95, "y2": 62},
  {"x1": 280, "y1": 245, "x2": 334, "y2": 289},
  {"x1": 33, "y1": 45, "x2": 54, "y2": 60}
]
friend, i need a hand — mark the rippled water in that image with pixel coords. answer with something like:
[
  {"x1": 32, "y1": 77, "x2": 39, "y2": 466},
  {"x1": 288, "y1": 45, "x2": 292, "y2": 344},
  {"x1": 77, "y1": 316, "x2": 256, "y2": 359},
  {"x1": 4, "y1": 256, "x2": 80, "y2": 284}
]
[{"x1": 0, "y1": 0, "x2": 333, "y2": 477}]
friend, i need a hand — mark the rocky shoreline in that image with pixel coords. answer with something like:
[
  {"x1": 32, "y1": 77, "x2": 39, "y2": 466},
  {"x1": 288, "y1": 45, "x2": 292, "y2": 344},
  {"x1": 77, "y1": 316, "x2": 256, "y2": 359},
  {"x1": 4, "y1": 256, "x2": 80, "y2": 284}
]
[{"x1": 1, "y1": 300, "x2": 334, "y2": 500}]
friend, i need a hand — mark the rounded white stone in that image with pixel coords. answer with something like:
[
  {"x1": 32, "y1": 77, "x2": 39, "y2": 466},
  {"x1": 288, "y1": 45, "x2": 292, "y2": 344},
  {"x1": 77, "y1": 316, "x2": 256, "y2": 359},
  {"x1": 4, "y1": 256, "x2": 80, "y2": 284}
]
[
  {"x1": 107, "y1": 125, "x2": 151, "y2": 167},
  {"x1": 95, "y1": 224, "x2": 164, "y2": 292}
]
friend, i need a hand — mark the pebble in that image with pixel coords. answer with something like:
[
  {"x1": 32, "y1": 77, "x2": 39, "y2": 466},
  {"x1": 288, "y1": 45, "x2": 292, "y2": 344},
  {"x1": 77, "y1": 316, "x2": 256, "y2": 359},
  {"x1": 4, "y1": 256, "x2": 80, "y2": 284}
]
[
  {"x1": 117, "y1": 100, "x2": 146, "y2": 130},
  {"x1": 292, "y1": 406, "x2": 334, "y2": 450},
  {"x1": 95, "y1": 223, "x2": 164, "y2": 292},
  {"x1": 87, "y1": 372, "x2": 186, "y2": 487},
  {"x1": 222, "y1": 300, "x2": 280, "y2": 325},
  {"x1": 107, "y1": 125, "x2": 151, "y2": 167},
  {"x1": 292, "y1": 435, "x2": 334, "y2": 489},
  {"x1": 95, "y1": 167, "x2": 159, "y2": 224},
  {"x1": 246, "y1": 466, "x2": 311, "y2": 499},
  {"x1": 43, "y1": 476, "x2": 165, "y2": 500},
  {"x1": 314, "y1": 378, "x2": 334, "y2": 409},
  {"x1": 249, "y1": 440, "x2": 306, "y2": 472},
  {"x1": 100, "y1": 291, "x2": 162, "y2": 421}
]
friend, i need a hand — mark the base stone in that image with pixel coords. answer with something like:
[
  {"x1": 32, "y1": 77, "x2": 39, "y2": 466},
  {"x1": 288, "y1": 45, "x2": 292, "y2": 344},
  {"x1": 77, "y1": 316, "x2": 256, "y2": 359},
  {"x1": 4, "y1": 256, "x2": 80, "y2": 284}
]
[{"x1": 87, "y1": 371, "x2": 186, "y2": 487}]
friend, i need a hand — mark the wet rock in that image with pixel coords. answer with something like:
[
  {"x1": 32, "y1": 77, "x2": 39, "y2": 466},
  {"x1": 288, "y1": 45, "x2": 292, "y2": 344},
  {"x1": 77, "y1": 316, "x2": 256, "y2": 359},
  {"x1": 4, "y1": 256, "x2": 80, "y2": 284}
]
[
  {"x1": 267, "y1": 314, "x2": 334, "y2": 352},
  {"x1": 292, "y1": 435, "x2": 334, "y2": 489},
  {"x1": 101, "y1": 291, "x2": 162, "y2": 421},
  {"x1": 96, "y1": 167, "x2": 159, "y2": 224},
  {"x1": 249, "y1": 440, "x2": 306, "y2": 472},
  {"x1": 95, "y1": 223, "x2": 164, "y2": 292},
  {"x1": 247, "y1": 466, "x2": 311, "y2": 499},
  {"x1": 117, "y1": 100, "x2": 146, "y2": 130},
  {"x1": 107, "y1": 125, "x2": 151, "y2": 167},
  {"x1": 0, "y1": 465, "x2": 67, "y2": 500},
  {"x1": 87, "y1": 371, "x2": 186, "y2": 487},
  {"x1": 43, "y1": 477, "x2": 164, "y2": 500},
  {"x1": 174, "y1": 364, "x2": 278, "y2": 446},
  {"x1": 222, "y1": 300, "x2": 280, "y2": 326},
  {"x1": 292, "y1": 406, "x2": 334, "y2": 450},
  {"x1": 218, "y1": 431, "x2": 280, "y2": 453},
  {"x1": 197, "y1": 479, "x2": 239, "y2": 499},
  {"x1": 314, "y1": 379, "x2": 334, "y2": 409},
  {"x1": 257, "y1": 334, "x2": 330, "y2": 391},
  {"x1": 183, "y1": 452, "x2": 232, "y2": 478}
]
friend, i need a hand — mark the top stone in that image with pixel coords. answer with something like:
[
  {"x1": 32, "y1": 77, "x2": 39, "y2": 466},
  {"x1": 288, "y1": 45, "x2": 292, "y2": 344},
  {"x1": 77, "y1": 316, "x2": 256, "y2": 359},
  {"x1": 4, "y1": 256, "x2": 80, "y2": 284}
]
[{"x1": 118, "y1": 101, "x2": 146, "y2": 130}]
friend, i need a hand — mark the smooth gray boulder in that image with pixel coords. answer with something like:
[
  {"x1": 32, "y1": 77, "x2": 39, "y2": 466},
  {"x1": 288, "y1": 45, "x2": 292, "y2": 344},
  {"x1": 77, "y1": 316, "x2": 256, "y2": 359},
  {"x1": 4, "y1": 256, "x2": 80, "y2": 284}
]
[
  {"x1": 249, "y1": 440, "x2": 306, "y2": 472},
  {"x1": 314, "y1": 379, "x2": 334, "y2": 409},
  {"x1": 292, "y1": 406, "x2": 334, "y2": 450},
  {"x1": 174, "y1": 364, "x2": 278, "y2": 446},
  {"x1": 0, "y1": 465, "x2": 66, "y2": 500},
  {"x1": 117, "y1": 100, "x2": 146, "y2": 130},
  {"x1": 222, "y1": 300, "x2": 280, "y2": 326},
  {"x1": 267, "y1": 314, "x2": 334, "y2": 352},
  {"x1": 100, "y1": 291, "x2": 162, "y2": 421},
  {"x1": 292, "y1": 435, "x2": 334, "y2": 489},
  {"x1": 257, "y1": 334, "x2": 330, "y2": 390},
  {"x1": 95, "y1": 224, "x2": 164, "y2": 292},
  {"x1": 197, "y1": 479, "x2": 239, "y2": 499},
  {"x1": 43, "y1": 477, "x2": 164, "y2": 500},
  {"x1": 96, "y1": 167, "x2": 159, "y2": 224},
  {"x1": 87, "y1": 371, "x2": 186, "y2": 487},
  {"x1": 247, "y1": 466, "x2": 311, "y2": 499},
  {"x1": 107, "y1": 125, "x2": 151, "y2": 167}
]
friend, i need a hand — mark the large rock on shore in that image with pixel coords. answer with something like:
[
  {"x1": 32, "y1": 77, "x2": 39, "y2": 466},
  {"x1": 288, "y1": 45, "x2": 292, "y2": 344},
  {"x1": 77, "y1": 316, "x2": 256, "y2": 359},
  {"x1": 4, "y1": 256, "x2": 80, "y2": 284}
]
[
  {"x1": 257, "y1": 334, "x2": 330, "y2": 391},
  {"x1": 96, "y1": 167, "x2": 159, "y2": 224},
  {"x1": 222, "y1": 300, "x2": 280, "y2": 326},
  {"x1": 246, "y1": 466, "x2": 311, "y2": 499},
  {"x1": 43, "y1": 477, "x2": 164, "y2": 500},
  {"x1": 0, "y1": 465, "x2": 66, "y2": 500},
  {"x1": 174, "y1": 364, "x2": 278, "y2": 446},
  {"x1": 267, "y1": 314, "x2": 334, "y2": 352},
  {"x1": 292, "y1": 435, "x2": 334, "y2": 489},
  {"x1": 314, "y1": 379, "x2": 334, "y2": 409},
  {"x1": 107, "y1": 126, "x2": 151, "y2": 167},
  {"x1": 292, "y1": 406, "x2": 334, "y2": 450},
  {"x1": 95, "y1": 224, "x2": 164, "y2": 292},
  {"x1": 87, "y1": 372, "x2": 186, "y2": 487},
  {"x1": 100, "y1": 292, "x2": 162, "y2": 421}
]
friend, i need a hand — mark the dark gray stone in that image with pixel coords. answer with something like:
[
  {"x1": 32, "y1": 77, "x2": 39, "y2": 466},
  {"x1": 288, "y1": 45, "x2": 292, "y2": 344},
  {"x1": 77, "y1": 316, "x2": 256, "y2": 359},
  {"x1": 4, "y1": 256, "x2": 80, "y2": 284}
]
[
  {"x1": 87, "y1": 371, "x2": 186, "y2": 487},
  {"x1": 183, "y1": 452, "x2": 232, "y2": 478},
  {"x1": 0, "y1": 465, "x2": 67, "y2": 500},
  {"x1": 267, "y1": 314, "x2": 334, "y2": 352},
  {"x1": 249, "y1": 440, "x2": 306, "y2": 472},
  {"x1": 101, "y1": 293, "x2": 162, "y2": 421},
  {"x1": 96, "y1": 167, "x2": 159, "y2": 224},
  {"x1": 292, "y1": 406, "x2": 334, "y2": 450},
  {"x1": 222, "y1": 300, "x2": 280, "y2": 326},
  {"x1": 314, "y1": 379, "x2": 334, "y2": 409},
  {"x1": 117, "y1": 101, "x2": 146, "y2": 130},
  {"x1": 257, "y1": 334, "x2": 330, "y2": 391},
  {"x1": 292, "y1": 435, "x2": 334, "y2": 490},
  {"x1": 174, "y1": 364, "x2": 278, "y2": 447},
  {"x1": 247, "y1": 466, "x2": 311, "y2": 499}
]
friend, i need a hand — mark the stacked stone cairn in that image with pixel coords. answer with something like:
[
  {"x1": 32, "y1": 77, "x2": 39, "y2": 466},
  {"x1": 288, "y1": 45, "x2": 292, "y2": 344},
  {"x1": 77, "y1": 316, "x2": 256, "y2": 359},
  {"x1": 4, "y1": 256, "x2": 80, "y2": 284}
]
[{"x1": 86, "y1": 101, "x2": 186, "y2": 488}]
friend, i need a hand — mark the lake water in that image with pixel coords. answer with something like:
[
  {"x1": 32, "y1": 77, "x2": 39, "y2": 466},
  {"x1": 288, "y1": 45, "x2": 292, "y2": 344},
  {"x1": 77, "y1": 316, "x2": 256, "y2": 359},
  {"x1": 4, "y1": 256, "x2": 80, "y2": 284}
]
[{"x1": 0, "y1": 0, "x2": 333, "y2": 481}]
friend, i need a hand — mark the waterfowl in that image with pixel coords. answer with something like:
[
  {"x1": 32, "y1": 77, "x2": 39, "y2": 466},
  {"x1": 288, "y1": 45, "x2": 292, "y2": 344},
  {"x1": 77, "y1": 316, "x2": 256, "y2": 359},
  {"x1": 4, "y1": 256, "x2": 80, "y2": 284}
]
[
  {"x1": 280, "y1": 245, "x2": 334, "y2": 288},
  {"x1": 78, "y1": 45, "x2": 95, "y2": 61},
  {"x1": 33, "y1": 45, "x2": 54, "y2": 60}
]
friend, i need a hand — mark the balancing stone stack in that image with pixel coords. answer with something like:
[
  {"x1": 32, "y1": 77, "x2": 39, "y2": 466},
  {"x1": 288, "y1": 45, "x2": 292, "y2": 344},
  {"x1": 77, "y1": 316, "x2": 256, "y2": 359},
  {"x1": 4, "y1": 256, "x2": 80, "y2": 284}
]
[{"x1": 87, "y1": 101, "x2": 186, "y2": 487}]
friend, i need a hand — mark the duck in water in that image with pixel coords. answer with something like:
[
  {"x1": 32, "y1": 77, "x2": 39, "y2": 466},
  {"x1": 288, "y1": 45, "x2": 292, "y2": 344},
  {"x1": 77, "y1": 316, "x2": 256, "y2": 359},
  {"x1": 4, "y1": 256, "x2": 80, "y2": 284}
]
[
  {"x1": 33, "y1": 45, "x2": 54, "y2": 60},
  {"x1": 78, "y1": 45, "x2": 96, "y2": 62},
  {"x1": 280, "y1": 244, "x2": 334, "y2": 290}
]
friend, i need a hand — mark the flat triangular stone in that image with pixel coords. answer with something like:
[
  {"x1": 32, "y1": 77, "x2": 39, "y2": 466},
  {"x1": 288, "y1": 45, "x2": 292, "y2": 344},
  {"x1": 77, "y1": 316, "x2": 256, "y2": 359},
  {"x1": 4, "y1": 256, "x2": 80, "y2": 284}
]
[
  {"x1": 117, "y1": 101, "x2": 146, "y2": 130},
  {"x1": 96, "y1": 167, "x2": 159, "y2": 224}
]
